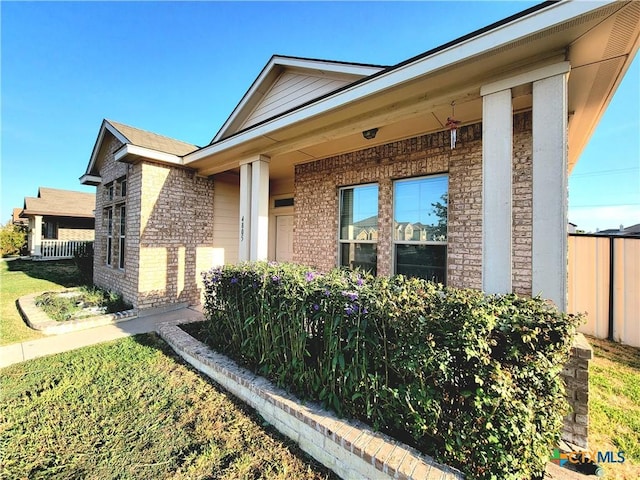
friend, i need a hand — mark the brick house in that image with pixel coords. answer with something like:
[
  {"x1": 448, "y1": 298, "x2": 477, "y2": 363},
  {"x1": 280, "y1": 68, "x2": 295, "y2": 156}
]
[
  {"x1": 19, "y1": 187, "x2": 95, "y2": 259},
  {"x1": 80, "y1": 1, "x2": 639, "y2": 313}
]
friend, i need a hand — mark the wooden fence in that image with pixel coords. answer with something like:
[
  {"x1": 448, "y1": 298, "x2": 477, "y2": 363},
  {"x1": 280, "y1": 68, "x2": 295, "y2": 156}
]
[{"x1": 568, "y1": 234, "x2": 640, "y2": 347}]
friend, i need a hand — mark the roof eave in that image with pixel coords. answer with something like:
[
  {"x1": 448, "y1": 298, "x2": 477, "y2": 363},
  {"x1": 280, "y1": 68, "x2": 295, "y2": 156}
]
[
  {"x1": 114, "y1": 143, "x2": 185, "y2": 166},
  {"x1": 185, "y1": 0, "x2": 616, "y2": 167}
]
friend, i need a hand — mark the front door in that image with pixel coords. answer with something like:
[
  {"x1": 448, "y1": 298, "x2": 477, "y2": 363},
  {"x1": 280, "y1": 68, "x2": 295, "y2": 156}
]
[{"x1": 275, "y1": 215, "x2": 294, "y2": 262}]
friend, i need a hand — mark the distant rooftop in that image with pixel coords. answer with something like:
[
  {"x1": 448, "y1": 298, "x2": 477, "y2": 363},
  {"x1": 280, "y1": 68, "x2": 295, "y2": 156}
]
[{"x1": 21, "y1": 187, "x2": 95, "y2": 218}]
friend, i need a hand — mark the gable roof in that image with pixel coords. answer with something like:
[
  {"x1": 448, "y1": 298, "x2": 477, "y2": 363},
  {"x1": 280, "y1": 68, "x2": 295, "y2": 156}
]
[
  {"x1": 81, "y1": 119, "x2": 198, "y2": 185},
  {"x1": 12, "y1": 208, "x2": 28, "y2": 225},
  {"x1": 107, "y1": 120, "x2": 198, "y2": 156},
  {"x1": 212, "y1": 55, "x2": 386, "y2": 143},
  {"x1": 184, "y1": 0, "x2": 640, "y2": 177},
  {"x1": 21, "y1": 187, "x2": 95, "y2": 218}
]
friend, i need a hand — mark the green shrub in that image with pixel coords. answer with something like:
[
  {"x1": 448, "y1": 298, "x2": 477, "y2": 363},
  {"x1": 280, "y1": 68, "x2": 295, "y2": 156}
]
[
  {"x1": 201, "y1": 262, "x2": 582, "y2": 480},
  {"x1": 0, "y1": 221, "x2": 27, "y2": 257}
]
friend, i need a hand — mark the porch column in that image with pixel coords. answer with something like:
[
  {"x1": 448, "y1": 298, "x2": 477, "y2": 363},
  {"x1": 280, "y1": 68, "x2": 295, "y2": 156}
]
[
  {"x1": 250, "y1": 156, "x2": 270, "y2": 261},
  {"x1": 238, "y1": 162, "x2": 252, "y2": 262},
  {"x1": 532, "y1": 72, "x2": 569, "y2": 310},
  {"x1": 32, "y1": 215, "x2": 43, "y2": 256},
  {"x1": 481, "y1": 89, "x2": 513, "y2": 293}
]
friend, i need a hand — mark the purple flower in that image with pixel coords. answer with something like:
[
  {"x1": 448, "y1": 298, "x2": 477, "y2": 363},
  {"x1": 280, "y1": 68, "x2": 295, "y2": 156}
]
[
  {"x1": 342, "y1": 291, "x2": 358, "y2": 301},
  {"x1": 356, "y1": 277, "x2": 364, "y2": 286},
  {"x1": 230, "y1": 277, "x2": 238, "y2": 284},
  {"x1": 323, "y1": 289, "x2": 331, "y2": 297},
  {"x1": 305, "y1": 271, "x2": 316, "y2": 282},
  {"x1": 313, "y1": 304, "x2": 320, "y2": 311},
  {"x1": 271, "y1": 274, "x2": 281, "y2": 283}
]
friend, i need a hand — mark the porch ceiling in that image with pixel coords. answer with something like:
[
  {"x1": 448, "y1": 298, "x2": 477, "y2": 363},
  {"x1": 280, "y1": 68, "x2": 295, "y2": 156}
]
[{"x1": 185, "y1": 1, "x2": 639, "y2": 183}]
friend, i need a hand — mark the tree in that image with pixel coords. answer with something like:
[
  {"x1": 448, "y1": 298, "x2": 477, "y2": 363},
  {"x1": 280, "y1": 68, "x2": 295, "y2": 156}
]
[
  {"x1": 431, "y1": 192, "x2": 448, "y2": 240},
  {"x1": 0, "y1": 221, "x2": 27, "y2": 256}
]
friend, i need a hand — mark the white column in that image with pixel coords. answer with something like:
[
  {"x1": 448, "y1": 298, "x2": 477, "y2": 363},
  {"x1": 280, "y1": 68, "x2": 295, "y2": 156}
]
[
  {"x1": 532, "y1": 73, "x2": 568, "y2": 310},
  {"x1": 32, "y1": 215, "x2": 43, "y2": 256},
  {"x1": 250, "y1": 156, "x2": 270, "y2": 261},
  {"x1": 238, "y1": 162, "x2": 252, "y2": 262},
  {"x1": 482, "y1": 89, "x2": 513, "y2": 294}
]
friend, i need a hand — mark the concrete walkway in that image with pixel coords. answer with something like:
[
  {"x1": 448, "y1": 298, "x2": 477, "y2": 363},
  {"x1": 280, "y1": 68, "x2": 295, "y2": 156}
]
[{"x1": 0, "y1": 306, "x2": 204, "y2": 369}]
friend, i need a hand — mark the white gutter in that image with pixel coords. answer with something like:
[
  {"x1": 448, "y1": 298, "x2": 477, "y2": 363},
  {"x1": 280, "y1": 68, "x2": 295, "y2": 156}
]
[
  {"x1": 115, "y1": 144, "x2": 184, "y2": 165},
  {"x1": 185, "y1": 0, "x2": 613, "y2": 165}
]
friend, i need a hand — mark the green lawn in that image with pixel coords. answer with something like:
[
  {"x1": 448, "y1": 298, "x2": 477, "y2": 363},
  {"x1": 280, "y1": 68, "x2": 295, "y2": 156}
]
[
  {"x1": 587, "y1": 335, "x2": 640, "y2": 480},
  {"x1": 0, "y1": 333, "x2": 336, "y2": 479},
  {"x1": 0, "y1": 258, "x2": 82, "y2": 345}
]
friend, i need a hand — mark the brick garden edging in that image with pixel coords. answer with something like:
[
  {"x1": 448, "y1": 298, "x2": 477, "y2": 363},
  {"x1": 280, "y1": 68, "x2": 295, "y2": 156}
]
[
  {"x1": 18, "y1": 292, "x2": 137, "y2": 335},
  {"x1": 157, "y1": 320, "x2": 464, "y2": 480}
]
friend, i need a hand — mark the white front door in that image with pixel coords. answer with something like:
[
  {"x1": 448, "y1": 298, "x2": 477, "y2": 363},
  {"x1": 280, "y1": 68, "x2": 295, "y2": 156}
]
[{"x1": 275, "y1": 215, "x2": 294, "y2": 262}]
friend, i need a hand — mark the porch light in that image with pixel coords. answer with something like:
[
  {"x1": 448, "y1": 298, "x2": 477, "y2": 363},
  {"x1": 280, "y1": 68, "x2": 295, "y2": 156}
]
[{"x1": 362, "y1": 128, "x2": 378, "y2": 140}]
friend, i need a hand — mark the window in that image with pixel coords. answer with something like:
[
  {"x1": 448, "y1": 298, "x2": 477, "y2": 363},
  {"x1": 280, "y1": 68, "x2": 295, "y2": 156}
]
[
  {"x1": 118, "y1": 204, "x2": 126, "y2": 269},
  {"x1": 393, "y1": 175, "x2": 448, "y2": 283},
  {"x1": 339, "y1": 184, "x2": 378, "y2": 274},
  {"x1": 105, "y1": 207, "x2": 113, "y2": 266},
  {"x1": 103, "y1": 176, "x2": 127, "y2": 269}
]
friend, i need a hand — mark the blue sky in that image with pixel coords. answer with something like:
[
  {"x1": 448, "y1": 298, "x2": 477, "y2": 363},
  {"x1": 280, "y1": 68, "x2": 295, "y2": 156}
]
[{"x1": 2, "y1": 1, "x2": 638, "y2": 233}]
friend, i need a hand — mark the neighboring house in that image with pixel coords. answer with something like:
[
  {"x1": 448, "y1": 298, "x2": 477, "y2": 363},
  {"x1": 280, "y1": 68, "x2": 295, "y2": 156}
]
[
  {"x1": 19, "y1": 187, "x2": 95, "y2": 259},
  {"x1": 80, "y1": 1, "x2": 639, "y2": 312},
  {"x1": 595, "y1": 223, "x2": 640, "y2": 236},
  {"x1": 12, "y1": 208, "x2": 29, "y2": 227}
]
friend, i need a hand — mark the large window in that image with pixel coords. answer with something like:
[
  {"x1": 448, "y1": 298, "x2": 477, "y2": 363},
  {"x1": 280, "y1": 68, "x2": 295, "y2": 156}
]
[
  {"x1": 393, "y1": 175, "x2": 448, "y2": 283},
  {"x1": 118, "y1": 205, "x2": 126, "y2": 269},
  {"x1": 105, "y1": 207, "x2": 113, "y2": 266},
  {"x1": 339, "y1": 184, "x2": 378, "y2": 274},
  {"x1": 103, "y1": 176, "x2": 127, "y2": 268}
]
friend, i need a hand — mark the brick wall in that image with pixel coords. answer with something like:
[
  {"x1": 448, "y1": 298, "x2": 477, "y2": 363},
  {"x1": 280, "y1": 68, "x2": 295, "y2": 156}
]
[
  {"x1": 561, "y1": 334, "x2": 593, "y2": 449},
  {"x1": 294, "y1": 112, "x2": 533, "y2": 292},
  {"x1": 93, "y1": 135, "x2": 139, "y2": 307},
  {"x1": 57, "y1": 228, "x2": 95, "y2": 241},
  {"x1": 93, "y1": 133, "x2": 216, "y2": 310},
  {"x1": 137, "y1": 161, "x2": 215, "y2": 310}
]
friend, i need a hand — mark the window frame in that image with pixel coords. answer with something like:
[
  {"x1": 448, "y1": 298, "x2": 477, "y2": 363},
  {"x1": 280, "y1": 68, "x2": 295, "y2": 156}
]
[
  {"x1": 118, "y1": 204, "x2": 126, "y2": 270},
  {"x1": 105, "y1": 207, "x2": 113, "y2": 267},
  {"x1": 392, "y1": 174, "x2": 448, "y2": 284},
  {"x1": 337, "y1": 183, "x2": 379, "y2": 274}
]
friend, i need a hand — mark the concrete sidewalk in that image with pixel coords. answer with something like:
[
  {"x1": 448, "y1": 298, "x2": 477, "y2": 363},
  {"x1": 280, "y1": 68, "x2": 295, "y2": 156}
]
[{"x1": 0, "y1": 306, "x2": 204, "y2": 369}]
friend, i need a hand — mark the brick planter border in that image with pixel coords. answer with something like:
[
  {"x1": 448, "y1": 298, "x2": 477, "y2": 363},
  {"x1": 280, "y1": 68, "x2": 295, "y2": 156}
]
[{"x1": 156, "y1": 321, "x2": 464, "y2": 480}]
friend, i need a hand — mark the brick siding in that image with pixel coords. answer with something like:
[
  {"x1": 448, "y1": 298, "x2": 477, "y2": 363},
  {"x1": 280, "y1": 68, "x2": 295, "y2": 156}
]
[
  {"x1": 294, "y1": 112, "x2": 533, "y2": 293},
  {"x1": 93, "y1": 133, "x2": 215, "y2": 310}
]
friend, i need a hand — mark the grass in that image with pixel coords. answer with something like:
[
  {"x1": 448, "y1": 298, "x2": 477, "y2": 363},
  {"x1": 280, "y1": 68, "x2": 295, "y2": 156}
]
[
  {"x1": 0, "y1": 333, "x2": 337, "y2": 480},
  {"x1": 587, "y1": 335, "x2": 640, "y2": 480},
  {"x1": 35, "y1": 286, "x2": 132, "y2": 322},
  {"x1": 0, "y1": 258, "x2": 82, "y2": 345}
]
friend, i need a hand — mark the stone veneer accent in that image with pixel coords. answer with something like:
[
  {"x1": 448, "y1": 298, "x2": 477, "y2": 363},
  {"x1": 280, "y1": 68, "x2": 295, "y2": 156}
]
[
  {"x1": 561, "y1": 334, "x2": 593, "y2": 449},
  {"x1": 157, "y1": 321, "x2": 464, "y2": 480},
  {"x1": 294, "y1": 112, "x2": 533, "y2": 293},
  {"x1": 93, "y1": 133, "x2": 215, "y2": 310}
]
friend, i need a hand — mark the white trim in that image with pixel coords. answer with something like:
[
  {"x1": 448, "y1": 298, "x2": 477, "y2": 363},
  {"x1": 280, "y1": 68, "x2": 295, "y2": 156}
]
[
  {"x1": 185, "y1": 1, "x2": 612, "y2": 165},
  {"x1": 79, "y1": 174, "x2": 102, "y2": 186},
  {"x1": 239, "y1": 163, "x2": 252, "y2": 262},
  {"x1": 482, "y1": 89, "x2": 513, "y2": 294},
  {"x1": 83, "y1": 120, "x2": 130, "y2": 180},
  {"x1": 532, "y1": 73, "x2": 569, "y2": 311},
  {"x1": 480, "y1": 61, "x2": 571, "y2": 96},
  {"x1": 250, "y1": 158, "x2": 270, "y2": 261},
  {"x1": 114, "y1": 144, "x2": 184, "y2": 165},
  {"x1": 213, "y1": 56, "x2": 384, "y2": 143}
]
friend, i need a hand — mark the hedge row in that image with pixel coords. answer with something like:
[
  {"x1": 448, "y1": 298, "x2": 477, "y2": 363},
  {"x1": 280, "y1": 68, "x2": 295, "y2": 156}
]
[{"x1": 200, "y1": 262, "x2": 582, "y2": 480}]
